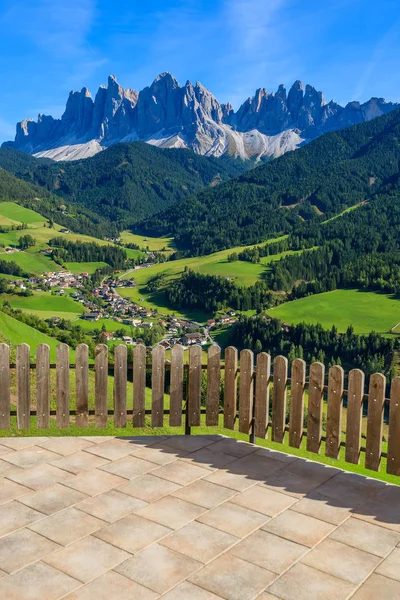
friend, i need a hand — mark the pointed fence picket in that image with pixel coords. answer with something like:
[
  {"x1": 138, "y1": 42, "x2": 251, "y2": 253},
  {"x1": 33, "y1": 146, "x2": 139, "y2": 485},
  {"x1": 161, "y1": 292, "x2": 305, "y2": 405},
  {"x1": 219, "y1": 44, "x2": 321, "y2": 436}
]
[{"x1": 0, "y1": 341, "x2": 399, "y2": 478}]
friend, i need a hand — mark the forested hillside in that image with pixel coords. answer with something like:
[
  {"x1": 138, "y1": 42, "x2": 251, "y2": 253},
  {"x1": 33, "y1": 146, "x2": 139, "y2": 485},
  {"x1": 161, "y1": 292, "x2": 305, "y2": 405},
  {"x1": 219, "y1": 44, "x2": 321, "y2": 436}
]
[
  {"x1": 0, "y1": 143, "x2": 247, "y2": 227},
  {"x1": 139, "y1": 107, "x2": 400, "y2": 255}
]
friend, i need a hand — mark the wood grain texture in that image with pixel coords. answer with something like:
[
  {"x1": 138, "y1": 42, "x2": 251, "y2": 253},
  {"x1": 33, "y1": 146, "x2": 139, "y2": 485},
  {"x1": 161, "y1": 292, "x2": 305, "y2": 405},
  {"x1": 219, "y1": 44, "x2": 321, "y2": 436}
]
[
  {"x1": 387, "y1": 376, "x2": 400, "y2": 475},
  {"x1": 272, "y1": 356, "x2": 288, "y2": 443},
  {"x1": 95, "y1": 344, "x2": 108, "y2": 428},
  {"x1": 36, "y1": 344, "x2": 50, "y2": 429},
  {"x1": 0, "y1": 343, "x2": 10, "y2": 429},
  {"x1": 16, "y1": 344, "x2": 30, "y2": 429},
  {"x1": 306, "y1": 362, "x2": 325, "y2": 454},
  {"x1": 289, "y1": 358, "x2": 306, "y2": 448},
  {"x1": 188, "y1": 344, "x2": 202, "y2": 427},
  {"x1": 345, "y1": 369, "x2": 364, "y2": 465},
  {"x1": 133, "y1": 344, "x2": 146, "y2": 427},
  {"x1": 56, "y1": 343, "x2": 70, "y2": 428},
  {"x1": 224, "y1": 347, "x2": 238, "y2": 430},
  {"x1": 239, "y1": 349, "x2": 254, "y2": 435},
  {"x1": 75, "y1": 344, "x2": 89, "y2": 428},
  {"x1": 152, "y1": 345, "x2": 165, "y2": 427},
  {"x1": 206, "y1": 345, "x2": 221, "y2": 426},
  {"x1": 114, "y1": 344, "x2": 127, "y2": 428},
  {"x1": 325, "y1": 365, "x2": 344, "y2": 459},
  {"x1": 365, "y1": 372, "x2": 385, "y2": 472},
  {"x1": 170, "y1": 344, "x2": 184, "y2": 427},
  {"x1": 254, "y1": 352, "x2": 271, "y2": 439}
]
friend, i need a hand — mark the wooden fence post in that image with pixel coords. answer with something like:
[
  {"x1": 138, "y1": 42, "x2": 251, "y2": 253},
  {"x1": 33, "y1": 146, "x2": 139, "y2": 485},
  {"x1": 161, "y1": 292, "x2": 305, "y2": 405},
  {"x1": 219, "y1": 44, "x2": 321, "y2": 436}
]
[
  {"x1": 289, "y1": 358, "x2": 306, "y2": 449},
  {"x1": 326, "y1": 365, "x2": 344, "y2": 459},
  {"x1": 114, "y1": 344, "x2": 127, "y2": 428},
  {"x1": 272, "y1": 356, "x2": 288, "y2": 443},
  {"x1": 170, "y1": 344, "x2": 184, "y2": 427},
  {"x1": 254, "y1": 352, "x2": 271, "y2": 440},
  {"x1": 307, "y1": 362, "x2": 325, "y2": 453},
  {"x1": 0, "y1": 343, "x2": 10, "y2": 430},
  {"x1": 133, "y1": 344, "x2": 146, "y2": 427},
  {"x1": 387, "y1": 376, "x2": 400, "y2": 476},
  {"x1": 365, "y1": 373, "x2": 385, "y2": 471},
  {"x1": 56, "y1": 343, "x2": 70, "y2": 428},
  {"x1": 188, "y1": 345, "x2": 202, "y2": 427},
  {"x1": 36, "y1": 344, "x2": 50, "y2": 429},
  {"x1": 239, "y1": 349, "x2": 254, "y2": 435},
  {"x1": 345, "y1": 369, "x2": 364, "y2": 465},
  {"x1": 76, "y1": 344, "x2": 89, "y2": 428},
  {"x1": 224, "y1": 347, "x2": 237, "y2": 430},
  {"x1": 16, "y1": 344, "x2": 30, "y2": 429},
  {"x1": 152, "y1": 345, "x2": 165, "y2": 427},
  {"x1": 206, "y1": 345, "x2": 221, "y2": 427},
  {"x1": 95, "y1": 344, "x2": 108, "y2": 428}
]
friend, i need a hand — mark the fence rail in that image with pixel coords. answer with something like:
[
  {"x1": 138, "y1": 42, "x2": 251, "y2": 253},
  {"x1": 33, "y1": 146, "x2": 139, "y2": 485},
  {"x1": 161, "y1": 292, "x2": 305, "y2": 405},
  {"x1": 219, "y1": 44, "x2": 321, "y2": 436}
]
[{"x1": 0, "y1": 342, "x2": 399, "y2": 477}]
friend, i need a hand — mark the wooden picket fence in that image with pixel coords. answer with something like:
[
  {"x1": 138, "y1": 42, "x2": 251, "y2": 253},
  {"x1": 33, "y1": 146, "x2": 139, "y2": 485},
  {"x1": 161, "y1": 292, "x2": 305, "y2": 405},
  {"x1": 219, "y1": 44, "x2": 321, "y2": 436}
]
[{"x1": 0, "y1": 342, "x2": 399, "y2": 477}]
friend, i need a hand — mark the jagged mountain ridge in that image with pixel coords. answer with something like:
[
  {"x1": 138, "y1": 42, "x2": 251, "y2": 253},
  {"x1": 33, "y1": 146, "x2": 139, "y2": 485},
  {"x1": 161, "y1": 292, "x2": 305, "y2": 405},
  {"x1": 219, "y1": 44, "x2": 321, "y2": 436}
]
[{"x1": 4, "y1": 73, "x2": 399, "y2": 161}]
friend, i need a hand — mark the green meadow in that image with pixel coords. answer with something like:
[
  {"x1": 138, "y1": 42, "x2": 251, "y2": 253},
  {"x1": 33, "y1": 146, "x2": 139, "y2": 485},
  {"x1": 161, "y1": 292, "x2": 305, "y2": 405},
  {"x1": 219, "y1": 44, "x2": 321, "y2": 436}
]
[
  {"x1": 269, "y1": 289, "x2": 400, "y2": 334},
  {"x1": 120, "y1": 231, "x2": 175, "y2": 252},
  {"x1": 2, "y1": 291, "x2": 84, "y2": 322}
]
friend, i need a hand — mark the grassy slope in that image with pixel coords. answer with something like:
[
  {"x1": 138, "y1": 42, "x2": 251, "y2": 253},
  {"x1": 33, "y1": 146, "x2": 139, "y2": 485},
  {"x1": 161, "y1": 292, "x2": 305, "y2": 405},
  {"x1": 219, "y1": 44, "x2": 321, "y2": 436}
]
[
  {"x1": 2, "y1": 291, "x2": 84, "y2": 321},
  {"x1": 269, "y1": 289, "x2": 400, "y2": 334},
  {"x1": 121, "y1": 231, "x2": 175, "y2": 252}
]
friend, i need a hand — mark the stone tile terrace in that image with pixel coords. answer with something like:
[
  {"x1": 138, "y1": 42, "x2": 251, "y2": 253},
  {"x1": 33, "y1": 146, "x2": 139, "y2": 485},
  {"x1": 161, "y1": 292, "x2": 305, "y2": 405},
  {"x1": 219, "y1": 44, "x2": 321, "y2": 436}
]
[{"x1": 0, "y1": 435, "x2": 399, "y2": 599}]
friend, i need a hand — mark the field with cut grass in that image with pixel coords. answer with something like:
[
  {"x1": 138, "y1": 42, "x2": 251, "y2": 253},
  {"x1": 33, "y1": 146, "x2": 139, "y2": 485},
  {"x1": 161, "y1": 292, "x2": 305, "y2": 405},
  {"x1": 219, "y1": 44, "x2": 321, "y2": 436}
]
[
  {"x1": 0, "y1": 249, "x2": 60, "y2": 274},
  {"x1": 66, "y1": 261, "x2": 108, "y2": 274},
  {"x1": 2, "y1": 291, "x2": 84, "y2": 322},
  {"x1": 120, "y1": 231, "x2": 175, "y2": 252},
  {"x1": 269, "y1": 289, "x2": 400, "y2": 334},
  {"x1": 0, "y1": 202, "x2": 47, "y2": 225}
]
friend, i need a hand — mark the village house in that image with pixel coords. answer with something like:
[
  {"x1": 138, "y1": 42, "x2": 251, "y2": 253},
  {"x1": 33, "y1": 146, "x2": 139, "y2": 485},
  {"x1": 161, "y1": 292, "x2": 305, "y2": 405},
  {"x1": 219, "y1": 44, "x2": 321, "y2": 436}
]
[{"x1": 182, "y1": 332, "x2": 203, "y2": 345}]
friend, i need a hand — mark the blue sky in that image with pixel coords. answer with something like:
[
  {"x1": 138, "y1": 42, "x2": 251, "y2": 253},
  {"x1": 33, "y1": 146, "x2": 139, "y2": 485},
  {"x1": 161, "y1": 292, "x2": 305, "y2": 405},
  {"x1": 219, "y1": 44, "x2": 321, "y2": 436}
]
[{"x1": 0, "y1": 0, "x2": 399, "y2": 142}]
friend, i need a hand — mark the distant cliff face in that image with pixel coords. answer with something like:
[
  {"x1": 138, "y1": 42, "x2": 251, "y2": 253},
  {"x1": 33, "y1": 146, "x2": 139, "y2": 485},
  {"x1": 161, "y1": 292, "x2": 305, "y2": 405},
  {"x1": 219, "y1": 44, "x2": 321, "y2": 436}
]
[{"x1": 4, "y1": 73, "x2": 399, "y2": 161}]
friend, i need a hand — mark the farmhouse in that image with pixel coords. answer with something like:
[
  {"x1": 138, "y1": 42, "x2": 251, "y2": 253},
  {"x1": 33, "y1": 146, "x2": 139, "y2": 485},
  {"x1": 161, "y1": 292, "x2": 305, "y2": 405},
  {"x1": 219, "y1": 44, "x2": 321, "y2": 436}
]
[
  {"x1": 82, "y1": 311, "x2": 101, "y2": 322},
  {"x1": 183, "y1": 332, "x2": 203, "y2": 345}
]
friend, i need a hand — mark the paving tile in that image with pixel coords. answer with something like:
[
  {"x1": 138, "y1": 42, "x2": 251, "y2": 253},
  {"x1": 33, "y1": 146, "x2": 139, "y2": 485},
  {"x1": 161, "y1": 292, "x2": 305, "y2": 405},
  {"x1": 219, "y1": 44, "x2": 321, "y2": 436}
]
[
  {"x1": 62, "y1": 468, "x2": 126, "y2": 496},
  {"x1": 0, "y1": 444, "x2": 13, "y2": 456},
  {"x1": 0, "y1": 458, "x2": 20, "y2": 477},
  {"x1": 43, "y1": 535, "x2": 130, "y2": 583},
  {"x1": 231, "y1": 530, "x2": 307, "y2": 574},
  {"x1": 268, "y1": 563, "x2": 355, "y2": 600},
  {"x1": 18, "y1": 483, "x2": 88, "y2": 515},
  {"x1": 1, "y1": 446, "x2": 61, "y2": 469},
  {"x1": 162, "y1": 435, "x2": 216, "y2": 453},
  {"x1": 254, "y1": 447, "x2": 298, "y2": 464},
  {"x1": 161, "y1": 581, "x2": 224, "y2": 599},
  {"x1": 94, "y1": 513, "x2": 171, "y2": 554},
  {"x1": 376, "y1": 547, "x2": 400, "y2": 581},
  {"x1": 0, "y1": 528, "x2": 59, "y2": 574},
  {"x1": 181, "y1": 448, "x2": 238, "y2": 470},
  {"x1": 151, "y1": 460, "x2": 210, "y2": 485},
  {"x1": 117, "y1": 473, "x2": 181, "y2": 503},
  {"x1": 28, "y1": 507, "x2": 104, "y2": 545},
  {"x1": 5, "y1": 463, "x2": 73, "y2": 491},
  {"x1": 172, "y1": 479, "x2": 236, "y2": 509},
  {"x1": 262, "y1": 510, "x2": 334, "y2": 547},
  {"x1": 137, "y1": 495, "x2": 206, "y2": 529},
  {"x1": 204, "y1": 468, "x2": 259, "y2": 492},
  {"x1": 290, "y1": 492, "x2": 350, "y2": 525},
  {"x1": 99, "y1": 455, "x2": 157, "y2": 479},
  {"x1": 51, "y1": 451, "x2": 109, "y2": 474},
  {"x1": 352, "y1": 499, "x2": 400, "y2": 533},
  {"x1": 229, "y1": 453, "x2": 286, "y2": 479},
  {"x1": 115, "y1": 435, "x2": 168, "y2": 448},
  {"x1": 0, "y1": 478, "x2": 31, "y2": 504},
  {"x1": 38, "y1": 438, "x2": 94, "y2": 456},
  {"x1": 0, "y1": 562, "x2": 80, "y2": 600},
  {"x1": 301, "y1": 538, "x2": 380, "y2": 584},
  {"x1": 64, "y1": 570, "x2": 158, "y2": 600},
  {"x1": 198, "y1": 501, "x2": 269, "y2": 538},
  {"x1": 315, "y1": 472, "x2": 380, "y2": 507},
  {"x1": 351, "y1": 573, "x2": 400, "y2": 599},
  {"x1": 260, "y1": 469, "x2": 326, "y2": 497},
  {"x1": 0, "y1": 500, "x2": 43, "y2": 536},
  {"x1": 83, "y1": 439, "x2": 138, "y2": 460},
  {"x1": 116, "y1": 543, "x2": 202, "y2": 594},
  {"x1": 231, "y1": 484, "x2": 296, "y2": 516},
  {"x1": 189, "y1": 553, "x2": 276, "y2": 600},
  {"x1": 282, "y1": 459, "x2": 339, "y2": 486},
  {"x1": 130, "y1": 444, "x2": 181, "y2": 465},
  {"x1": 76, "y1": 489, "x2": 146, "y2": 522},
  {"x1": 160, "y1": 521, "x2": 238, "y2": 563},
  {"x1": 0, "y1": 437, "x2": 49, "y2": 450},
  {"x1": 80, "y1": 436, "x2": 116, "y2": 443},
  {"x1": 256, "y1": 594, "x2": 279, "y2": 600},
  {"x1": 329, "y1": 516, "x2": 400, "y2": 557},
  {"x1": 206, "y1": 438, "x2": 259, "y2": 458}
]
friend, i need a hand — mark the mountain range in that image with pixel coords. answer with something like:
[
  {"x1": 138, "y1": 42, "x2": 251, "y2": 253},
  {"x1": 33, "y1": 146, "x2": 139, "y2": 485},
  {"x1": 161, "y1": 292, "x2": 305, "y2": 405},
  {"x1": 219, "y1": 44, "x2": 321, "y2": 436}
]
[{"x1": 3, "y1": 73, "x2": 399, "y2": 161}]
